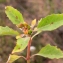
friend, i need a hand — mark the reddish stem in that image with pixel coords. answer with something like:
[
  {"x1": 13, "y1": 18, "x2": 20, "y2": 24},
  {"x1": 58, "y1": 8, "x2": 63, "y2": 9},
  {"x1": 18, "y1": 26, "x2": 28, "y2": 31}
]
[{"x1": 26, "y1": 37, "x2": 32, "y2": 62}]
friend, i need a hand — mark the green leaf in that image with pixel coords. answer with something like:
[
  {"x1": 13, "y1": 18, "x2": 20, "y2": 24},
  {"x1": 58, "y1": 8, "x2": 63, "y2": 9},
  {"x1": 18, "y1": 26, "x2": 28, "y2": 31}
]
[
  {"x1": 5, "y1": 6, "x2": 24, "y2": 25},
  {"x1": 0, "y1": 26, "x2": 20, "y2": 36},
  {"x1": 12, "y1": 37, "x2": 30, "y2": 53},
  {"x1": 36, "y1": 44, "x2": 63, "y2": 59},
  {"x1": 6, "y1": 55, "x2": 20, "y2": 63},
  {"x1": 37, "y1": 14, "x2": 63, "y2": 32}
]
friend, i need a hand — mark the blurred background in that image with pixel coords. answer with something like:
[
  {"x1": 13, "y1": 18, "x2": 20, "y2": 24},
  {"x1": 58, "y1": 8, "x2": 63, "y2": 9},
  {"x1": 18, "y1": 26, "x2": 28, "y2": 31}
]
[{"x1": 0, "y1": 0, "x2": 63, "y2": 63}]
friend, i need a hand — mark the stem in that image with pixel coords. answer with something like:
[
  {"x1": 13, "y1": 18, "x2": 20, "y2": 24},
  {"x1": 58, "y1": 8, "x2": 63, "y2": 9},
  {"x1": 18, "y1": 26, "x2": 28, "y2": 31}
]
[
  {"x1": 26, "y1": 37, "x2": 32, "y2": 63},
  {"x1": 32, "y1": 32, "x2": 40, "y2": 39},
  {"x1": 27, "y1": 60, "x2": 30, "y2": 63}
]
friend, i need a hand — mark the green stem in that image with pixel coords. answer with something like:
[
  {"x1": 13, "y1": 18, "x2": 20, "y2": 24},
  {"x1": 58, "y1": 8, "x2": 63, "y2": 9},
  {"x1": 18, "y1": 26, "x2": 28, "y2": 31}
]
[{"x1": 26, "y1": 37, "x2": 32, "y2": 63}]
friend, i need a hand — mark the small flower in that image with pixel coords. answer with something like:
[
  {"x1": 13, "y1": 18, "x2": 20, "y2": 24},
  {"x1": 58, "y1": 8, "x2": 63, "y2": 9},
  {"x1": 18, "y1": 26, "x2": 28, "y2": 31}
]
[{"x1": 16, "y1": 19, "x2": 37, "y2": 38}]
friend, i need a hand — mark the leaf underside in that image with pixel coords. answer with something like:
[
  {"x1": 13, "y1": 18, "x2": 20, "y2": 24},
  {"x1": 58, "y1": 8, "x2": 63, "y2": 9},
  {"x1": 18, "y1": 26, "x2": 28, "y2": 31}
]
[
  {"x1": 6, "y1": 55, "x2": 20, "y2": 63},
  {"x1": 0, "y1": 26, "x2": 19, "y2": 36},
  {"x1": 36, "y1": 44, "x2": 63, "y2": 59}
]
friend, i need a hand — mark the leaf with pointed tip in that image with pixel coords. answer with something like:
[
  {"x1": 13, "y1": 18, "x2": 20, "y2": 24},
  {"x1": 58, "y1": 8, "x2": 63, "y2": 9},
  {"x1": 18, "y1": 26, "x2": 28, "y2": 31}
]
[
  {"x1": 6, "y1": 55, "x2": 20, "y2": 63},
  {"x1": 37, "y1": 14, "x2": 63, "y2": 32},
  {"x1": 5, "y1": 6, "x2": 24, "y2": 25},
  {"x1": 12, "y1": 37, "x2": 30, "y2": 53},
  {"x1": 0, "y1": 26, "x2": 20, "y2": 36},
  {"x1": 36, "y1": 44, "x2": 63, "y2": 59}
]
